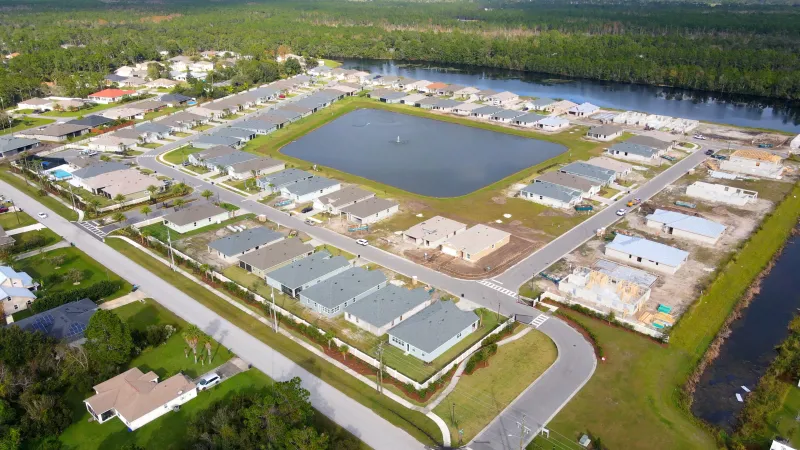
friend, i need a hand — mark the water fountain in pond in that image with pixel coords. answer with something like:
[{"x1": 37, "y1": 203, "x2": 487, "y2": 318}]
[{"x1": 391, "y1": 135, "x2": 409, "y2": 145}]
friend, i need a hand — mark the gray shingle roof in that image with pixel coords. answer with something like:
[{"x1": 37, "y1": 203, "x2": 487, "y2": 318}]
[
  {"x1": 472, "y1": 105, "x2": 502, "y2": 116},
  {"x1": 259, "y1": 168, "x2": 313, "y2": 188},
  {"x1": 609, "y1": 142, "x2": 660, "y2": 158},
  {"x1": 71, "y1": 161, "x2": 128, "y2": 180},
  {"x1": 31, "y1": 123, "x2": 90, "y2": 137},
  {"x1": 159, "y1": 94, "x2": 192, "y2": 104},
  {"x1": 492, "y1": 109, "x2": 525, "y2": 120},
  {"x1": 626, "y1": 135, "x2": 672, "y2": 151},
  {"x1": 13, "y1": 298, "x2": 97, "y2": 343},
  {"x1": 193, "y1": 145, "x2": 238, "y2": 161},
  {"x1": 206, "y1": 151, "x2": 260, "y2": 169},
  {"x1": 536, "y1": 171, "x2": 599, "y2": 192},
  {"x1": 388, "y1": 301, "x2": 479, "y2": 353},
  {"x1": 213, "y1": 127, "x2": 255, "y2": 140},
  {"x1": 560, "y1": 162, "x2": 616, "y2": 184},
  {"x1": 432, "y1": 98, "x2": 461, "y2": 108},
  {"x1": 67, "y1": 115, "x2": 113, "y2": 127},
  {"x1": 341, "y1": 197, "x2": 398, "y2": 218},
  {"x1": 606, "y1": 235, "x2": 689, "y2": 267},
  {"x1": 238, "y1": 239, "x2": 314, "y2": 271},
  {"x1": 208, "y1": 227, "x2": 284, "y2": 257},
  {"x1": 135, "y1": 122, "x2": 171, "y2": 134},
  {"x1": 588, "y1": 124, "x2": 622, "y2": 136},
  {"x1": 521, "y1": 181, "x2": 582, "y2": 204},
  {"x1": 344, "y1": 285, "x2": 431, "y2": 328},
  {"x1": 315, "y1": 186, "x2": 374, "y2": 209},
  {"x1": 228, "y1": 157, "x2": 283, "y2": 174},
  {"x1": 195, "y1": 135, "x2": 240, "y2": 147},
  {"x1": 514, "y1": 112, "x2": 546, "y2": 124},
  {"x1": 529, "y1": 97, "x2": 556, "y2": 107},
  {"x1": 162, "y1": 203, "x2": 227, "y2": 227},
  {"x1": 283, "y1": 177, "x2": 339, "y2": 197},
  {"x1": 0, "y1": 136, "x2": 38, "y2": 155},
  {"x1": 645, "y1": 209, "x2": 726, "y2": 238},
  {"x1": 300, "y1": 267, "x2": 386, "y2": 309},
  {"x1": 269, "y1": 108, "x2": 303, "y2": 121},
  {"x1": 267, "y1": 252, "x2": 350, "y2": 290},
  {"x1": 235, "y1": 119, "x2": 277, "y2": 132}
]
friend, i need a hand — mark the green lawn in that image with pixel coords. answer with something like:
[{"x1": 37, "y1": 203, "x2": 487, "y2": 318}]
[
  {"x1": 322, "y1": 59, "x2": 342, "y2": 68},
  {"x1": 140, "y1": 213, "x2": 252, "y2": 243},
  {"x1": 0, "y1": 169, "x2": 79, "y2": 221},
  {"x1": 106, "y1": 238, "x2": 442, "y2": 447},
  {"x1": 16, "y1": 247, "x2": 131, "y2": 300},
  {"x1": 0, "y1": 210, "x2": 36, "y2": 229},
  {"x1": 11, "y1": 308, "x2": 33, "y2": 321},
  {"x1": 140, "y1": 142, "x2": 163, "y2": 149},
  {"x1": 0, "y1": 117, "x2": 54, "y2": 135},
  {"x1": 433, "y1": 329, "x2": 557, "y2": 443},
  {"x1": 767, "y1": 384, "x2": 800, "y2": 447},
  {"x1": 314, "y1": 243, "x2": 355, "y2": 260},
  {"x1": 42, "y1": 103, "x2": 118, "y2": 117},
  {"x1": 162, "y1": 146, "x2": 203, "y2": 165},
  {"x1": 10, "y1": 228, "x2": 62, "y2": 254},
  {"x1": 174, "y1": 132, "x2": 191, "y2": 138},
  {"x1": 192, "y1": 124, "x2": 213, "y2": 131},
  {"x1": 143, "y1": 106, "x2": 183, "y2": 121},
  {"x1": 226, "y1": 178, "x2": 261, "y2": 193}
]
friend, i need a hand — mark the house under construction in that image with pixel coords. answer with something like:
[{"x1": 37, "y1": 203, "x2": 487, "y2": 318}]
[{"x1": 558, "y1": 265, "x2": 652, "y2": 316}]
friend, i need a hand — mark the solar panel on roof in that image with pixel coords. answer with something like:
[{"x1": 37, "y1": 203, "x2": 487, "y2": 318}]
[{"x1": 66, "y1": 322, "x2": 87, "y2": 338}]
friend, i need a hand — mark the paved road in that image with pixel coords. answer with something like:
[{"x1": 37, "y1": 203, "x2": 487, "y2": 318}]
[{"x1": 0, "y1": 180, "x2": 428, "y2": 450}]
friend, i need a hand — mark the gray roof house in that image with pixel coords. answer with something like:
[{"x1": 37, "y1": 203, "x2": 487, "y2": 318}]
[
  {"x1": 560, "y1": 162, "x2": 616, "y2": 185},
  {"x1": 387, "y1": 301, "x2": 480, "y2": 363},
  {"x1": 536, "y1": 171, "x2": 600, "y2": 196},
  {"x1": 513, "y1": 112, "x2": 546, "y2": 127},
  {"x1": 491, "y1": 109, "x2": 525, "y2": 122},
  {"x1": 313, "y1": 186, "x2": 375, "y2": 213},
  {"x1": 645, "y1": 209, "x2": 727, "y2": 244},
  {"x1": 257, "y1": 168, "x2": 314, "y2": 192},
  {"x1": 527, "y1": 97, "x2": 557, "y2": 110},
  {"x1": 67, "y1": 115, "x2": 114, "y2": 127},
  {"x1": 213, "y1": 127, "x2": 256, "y2": 141},
  {"x1": 344, "y1": 286, "x2": 432, "y2": 336},
  {"x1": 14, "y1": 298, "x2": 97, "y2": 343},
  {"x1": 299, "y1": 267, "x2": 388, "y2": 317},
  {"x1": 520, "y1": 181, "x2": 583, "y2": 209},
  {"x1": 205, "y1": 151, "x2": 260, "y2": 170},
  {"x1": 193, "y1": 135, "x2": 241, "y2": 149},
  {"x1": 280, "y1": 177, "x2": 341, "y2": 202},
  {"x1": 0, "y1": 135, "x2": 40, "y2": 159},
  {"x1": 188, "y1": 145, "x2": 238, "y2": 165},
  {"x1": 471, "y1": 105, "x2": 502, "y2": 118},
  {"x1": 71, "y1": 161, "x2": 128, "y2": 181},
  {"x1": 235, "y1": 119, "x2": 277, "y2": 135},
  {"x1": 135, "y1": 122, "x2": 171, "y2": 135},
  {"x1": 608, "y1": 142, "x2": 662, "y2": 161},
  {"x1": 207, "y1": 227, "x2": 284, "y2": 260},
  {"x1": 627, "y1": 135, "x2": 672, "y2": 151},
  {"x1": 604, "y1": 234, "x2": 689, "y2": 274},
  {"x1": 227, "y1": 157, "x2": 284, "y2": 179},
  {"x1": 238, "y1": 239, "x2": 315, "y2": 278},
  {"x1": 341, "y1": 197, "x2": 399, "y2": 225},
  {"x1": 266, "y1": 251, "x2": 352, "y2": 298},
  {"x1": 162, "y1": 203, "x2": 229, "y2": 233}
]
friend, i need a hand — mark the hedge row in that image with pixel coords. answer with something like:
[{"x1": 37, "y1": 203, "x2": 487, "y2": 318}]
[{"x1": 30, "y1": 280, "x2": 123, "y2": 313}]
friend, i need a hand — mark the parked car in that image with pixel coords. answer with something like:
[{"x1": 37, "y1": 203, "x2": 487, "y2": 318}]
[
  {"x1": 356, "y1": 239, "x2": 369, "y2": 246},
  {"x1": 615, "y1": 208, "x2": 627, "y2": 216},
  {"x1": 301, "y1": 206, "x2": 313, "y2": 213},
  {"x1": 705, "y1": 149, "x2": 715, "y2": 156},
  {"x1": 693, "y1": 134, "x2": 707, "y2": 140},
  {"x1": 197, "y1": 373, "x2": 221, "y2": 391},
  {"x1": 304, "y1": 219, "x2": 315, "y2": 226},
  {"x1": 0, "y1": 207, "x2": 9, "y2": 213},
  {"x1": 37, "y1": 212, "x2": 48, "y2": 219}
]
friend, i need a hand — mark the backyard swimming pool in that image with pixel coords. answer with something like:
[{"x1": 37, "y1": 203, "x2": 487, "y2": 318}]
[
  {"x1": 50, "y1": 169, "x2": 72, "y2": 180},
  {"x1": 280, "y1": 109, "x2": 567, "y2": 197}
]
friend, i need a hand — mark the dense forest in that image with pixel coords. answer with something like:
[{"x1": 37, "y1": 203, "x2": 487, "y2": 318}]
[{"x1": 0, "y1": 0, "x2": 799, "y2": 105}]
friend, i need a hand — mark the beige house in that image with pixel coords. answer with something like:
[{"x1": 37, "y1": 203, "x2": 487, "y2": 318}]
[
  {"x1": 84, "y1": 169, "x2": 165, "y2": 202},
  {"x1": 403, "y1": 216, "x2": 467, "y2": 248},
  {"x1": 0, "y1": 266, "x2": 37, "y2": 316},
  {"x1": 586, "y1": 157, "x2": 634, "y2": 178},
  {"x1": 227, "y1": 157, "x2": 285, "y2": 180},
  {"x1": 441, "y1": 224, "x2": 511, "y2": 262},
  {"x1": 237, "y1": 239, "x2": 315, "y2": 279},
  {"x1": 341, "y1": 198, "x2": 399, "y2": 225},
  {"x1": 162, "y1": 203, "x2": 230, "y2": 234}
]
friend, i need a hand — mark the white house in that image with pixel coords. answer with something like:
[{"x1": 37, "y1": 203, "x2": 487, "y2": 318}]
[
  {"x1": 403, "y1": 216, "x2": 467, "y2": 248},
  {"x1": 441, "y1": 225, "x2": 511, "y2": 262},
  {"x1": 280, "y1": 177, "x2": 341, "y2": 203},
  {"x1": 344, "y1": 286, "x2": 433, "y2": 336},
  {"x1": 568, "y1": 102, "x2": 600, "y2": 117},
  {"x1": 162, "y1": 203, "x2": 230, "y2": 234},
  {"x1": 520, "y1": 181, "x2": 583, "y2": 209},
  {"x1": 604, "y1": 235, "x2": 689, "y2": 275},
  {"x1": 685, "y1": 181, "x2": 758, "y2": 206},
  {"x1": 387, "y1": 301, "x2": 480, "y2": 363},
  {"x1": 340, "y1": 197, "x2": 399, "y2": 225},
  {"x1": 537, "y1": 116, "x2": 570, "y2": 131},
  {"x1": 84, "y1": 368, "x2": 197, "y2": 431},
  {"x1": 719, "y1": 150, "x2": 785, "y2": 179},
  {"x1": 645, "y1": 209, "x2": 727, "y2": 245},
  {"x1": 487, "y1": 91, "x2": 519, "y2": 106},
  {"x1": 87, "y1": 135, "x2": 138, "y2": 153},
  {"x1": 227, "y1": 157, "x2": 285, "y2": 181},
  {"x1": 607, "y1": 142, "x2": 664, "y2": 164},
  {"x1": 586, "y1": 125, "x2": 622, "y2": 141},
  {"x1": 312, "y1": 186, "x2": 374, "y2": 214},
  {"x1": 298, "y1": 267, "x2": 387, "y2": 317}
]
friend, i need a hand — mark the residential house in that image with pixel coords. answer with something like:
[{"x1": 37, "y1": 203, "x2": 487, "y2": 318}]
[
  {"x1": 526, "y1": 97, "x2": 557, "y2": 111},
  {"x1": 369, "y1": 89, "x2": 406, "y2": 104},
  {"x1": 586, "y1": 157, "x2": 634, "y2": 178},
  {"x1": 645, "y1": 209, "x2": 727, "y2": 245},
  {"x1": 87, "y1": 135, "x2": 138, "y2": 153},
  {"x1": 487, "y1": 91, "x2": 519, "y2": 106},
  {"x1": 213, "y1": 127, "x2": 256, "y2": 142},
  {"x1": 341, "y1": 198, "x2": 399, "y2": 225},
  {"x1": 17, "y1": 97, "x2": 53, "y2": 111},
  {"x1": 536, "y1": 171, "x2": 601, "y2": 197},
  {"x1": 69, "y1": 161, "x2": 128, "y2": 190},
  {"x1": 83, "y1": 169, "x2": 165, "y2": 202},
  {"x1": 235, "y1": 119, "x2": 277, "y2": 135},
  {"x1": 560, "y1": 162, "x2": 616, "y2": 185},
  {"x1": 537, "y1": 116, "x2": 570, "y2": 131},
  {"x1": 257, "y1": 168, "x2": 314, "y2": 193},
  {"x1": 299, "y1": 267, "x2": 387, "y2": 317},
  {"x1": 403, "y1": 80, "x2": 432, "y2": 92},
  {"x1": 586, "y1": 125, "x2": 622, "y2": 141},
  {"x1": 437, "y1": 84, "x2": 464, "y2": 96},
  {"x1": 313, "y1": 186, "x2": 375, "y2": 214},
  {"x1": 520, "y1": 181, "x2": 583, "y2": 209},
  {"x1": 607, "y1": 142, "x2": 664, "y2": 164},
  {"x1": 118, "y1": 77, "x2": 146, "y2": 88},
  {"x1": 451, "y1": 103, "x2": 483, "y2": 116},
  {"x1": 415, "y1": 97, "x2": 440, "y2": 110},
  {"x1": 162, "y1": 203, "x2": 230, "y2": 233},
  {"x1": 403, "y1": 216, "x2": 467, "y2": 248},
  {"x1": 421, "y1": 82, "x2": 448, "y2": 94},
  {"x1": 193, "y1": 135, "x2": 242, "y2": 149},
  {"x1": 513, "y1": 112, "x2": 546, "y2": 128},
  {"x1": 18, "y1": 123, "x2": 91, "y2": 142},
  {"x1": 104, "y1": 74, "x2": 127, "y2": 85},
  {"x1": 387, "y1": 301, "x2": 480, "y2": 363},
  {"x1": 204, "y1": 151, "x2": 260, "y2": 172},
  {"x1": 0, "y1": 136, "x2": 39, "y2": 159},
  {"x1": 159, "y1": 93, "x2": 193, "y2": 107},
  {"x1": 549, "y1": 100, "x2": 578, "y2": 116},
  {"x1": 157, "y1": 111, "x2": 206, "y2": 132},
  {"x1": 0, "y1": 266, "x2": 37, "y2": 315},
  {"x1": 66, "y1": 115, "x2": 113, "y2": 128},
  {"x1": 685, "y1": 181, "x2": 758, "y2": 206},
  {"x1": 471, "y1": 105, "x2": 502, "y2": 120},
  {"x1": 238, "y1": 239, "x2": 315, "y2": 278},
  {"x1": 88, "y1": 89, "x2": 137, "y2": 104},
  {"x1": 344, "y1": 286, "x2": 433, "y2": 336},
  {"x1": 133, "y1": 100, "x2": 167, "y2": 113},
  {"x1": 453, "y1": 87, "x2": 480, "y2": 98},
  {"x1": 568, "y1": 102, "x2": 600, "y2": 117},
  {"x1": 441, "y1": 224, "x2": 511, "y2": 262},
  {"x1": 52, "y1": 99, "x2": 87, "y2": 111},
  {"x1": 208, "y1": 227, "x2": 284, "y2": 262},
  {"x1": 474, "y1": 89, "x2": 498, "y2": 101},
  {"x1": 84, "y1": 368, "x2": 197, "y2": 431},
  {"x1": 134, "y1": 122, "x2": 172, "y2": 141},
  {"x1": 558, "y1": 266, "x2": 651, "y2": 316},
  {"x1": 330, "y1": 83, "x2": 361, "y2": 96},
  {"x1": 604, "y1": 235, "x2": 689, "y2": 275},
  {"x1": 187, "y1": 145, "x2": 238, "y2": 166},
  {"x1": 266, "y1": 251, "x2": 351, "y2": 298},
  {"x1": 627, "y1": 135, "x2": 673, "y2": 152},
  {"x1": 400, "y1": 93, "x2": 427, "y2": 105},
  {"x1": 13, "y1": 298, "x2": 97, "y2": 343},
  {"x1": 100, "y1": 107, "x2": 145, "y2": 121},
  {"x1": 146, "y1": 78, "x2": 180, "y2": 89},
  {"x1": 720, "y1": 150, "x2": 785, "y2": 179},
  {"x1": 280, "y1": 177, "x2": 341, "y2": 203},
  {"x1": 430, "y1": 98, "x2": 462, "y2": 112},
  {"x1": 227, "y1": 157, "x2": 284, "y2": 180}
]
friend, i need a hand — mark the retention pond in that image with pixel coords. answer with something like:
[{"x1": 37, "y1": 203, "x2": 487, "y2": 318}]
[
  {"x1": 280, "y1": 108, "x2": 566, "y2": 197},
  {"x1": 692, "y1": 229, "x2": 800, "y2": 430}
]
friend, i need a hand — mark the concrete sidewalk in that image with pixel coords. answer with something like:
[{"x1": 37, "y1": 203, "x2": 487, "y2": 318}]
[
  {"x1": 7, "y1": 223, "x2": 46, "y2": 235},
  {"x1": 99, "y1": 289, "x2": 148, "y2": 310},
  {"x1": 14, "y1": 241, "x2": 70, "y2": 260}
]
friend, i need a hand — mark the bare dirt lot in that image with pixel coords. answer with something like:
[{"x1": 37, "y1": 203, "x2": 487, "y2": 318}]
[
  {"x1": 403, "y1": 235, "x2": 537, "y2": 279},
  {"x1": 174, "y1": 218, "x2": 282, "y2": 269}
]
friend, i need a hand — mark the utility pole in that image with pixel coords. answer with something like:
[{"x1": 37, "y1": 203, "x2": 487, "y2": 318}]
[
  {"x1": 270, "y1": 287, "x2": 278, "y2": 332},
  {"x1": 10, "y1": 199, "x2": 20, "y2": 225},
  {"x1": 516, "y1": 414, "x2": 531, "y2": 450},
  {"x1": 376, "y1": 341, "x2": 384, "y2": 394},
  {"x1": 451, "y1": 402, "x2": 455, "y2": 425},
  {"x1": 167, "y1": 228, "x2": 176, "y2": 270},
  {"x1": 496, "y1": 299, "x2": 501, "y2": 321}
]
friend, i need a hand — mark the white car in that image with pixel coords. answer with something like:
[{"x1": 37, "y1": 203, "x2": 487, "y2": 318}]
[
  {"x1": 37, "y1": 212, "x2": 48, "y2": 219},
  {"x1": 615, "y1": 209, "x2": 627, "y2": 216},
  {"x1": 693, "y1": 134, "x2": 707, "y2": 140},
  {"x1": 356, "y1": 239, "x2": 369, "y2": 246},
  {"x1": 197, "y1": 372, "x2": 221, "y2": 391}
]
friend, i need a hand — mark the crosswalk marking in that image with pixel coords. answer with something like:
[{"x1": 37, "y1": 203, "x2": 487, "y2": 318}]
[
  {"x1": 78, "y1": 221, "x2": 107, "y2": 239},
  {"x1": 531, "y1": 314, "x2": 549, "y2": 328},
  {"x1": 139, "y1": 154, "x2": 157, "y2": 158},
  {"x1": 477, "y1": 279, "x2": 517, "y2": 297}
]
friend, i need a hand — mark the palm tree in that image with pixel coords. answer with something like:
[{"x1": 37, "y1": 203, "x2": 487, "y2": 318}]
[
  {"x1": 199, "y1": 264, "x2": 210, "y2": 281},
  {"x1": 340, "y1": 345, "x2": 349, "y2": 361},
  {"x1": 174, "y1": 198, "x2": 186, "y2": 210},
  {"x1": 174, "y1": 182, "x2": 188, "y2": 195},
  {"x1": 140, "y1": 228, "x2": 152, "y2": 245},
  {"x1": 140, "y1": 205, "x2": 151, "y2": 217},
  {"x1": 112, "y1": 212, "x2": 126, "y2": 223},
  {"x1": 201, "y1": 189, "x2": 214, "y2": 202},
  {"x1": 146, "y1": 184, "x2": 158, "y2": 199},
  {"x1": 182, "y1": 325, "x2": 202, "y2": 363},
  {"x1": 324, "y1": 330, "x2": 335, "y2": 350},
  {"x1": 113, "y1": 193, "x2": 126, "y2": 211},
  {"x1": 88, "y1": 199, "x2": 101, "y2": 218}
]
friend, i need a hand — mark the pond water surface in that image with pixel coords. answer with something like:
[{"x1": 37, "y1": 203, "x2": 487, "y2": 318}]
[{"x1": 280, "y1": 108, "x2": 566, "y2": 197}]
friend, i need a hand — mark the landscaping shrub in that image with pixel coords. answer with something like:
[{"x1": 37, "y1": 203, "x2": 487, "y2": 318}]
[
  {"x1": 30, "y1": 280, "x2": 123, "y2": 313},
  {"x1": 133, "y1": 323, "x2": 177, "y2": 349}
]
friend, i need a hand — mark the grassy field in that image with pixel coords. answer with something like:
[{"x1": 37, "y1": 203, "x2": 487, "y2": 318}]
[
  {"x1": 16, "y1": 247, "x2": 131, "y2": 300},
  {"x1": 193, "y1": 124, "x2": 213, "y2": 131},
  {"x1": 433, "y1": 329, "x2": 557, "y2": 443},
  {"x1": 322, "y1": 59, "x2": 342, "y2": 68},
  {"x1": 162, "y1": 146, "x2": 202, "y2": 165},
  {"x1": 767, "y1": 384, "x2": 800, "y2": 447},
  {"x1": 143, "y1": 106, "x2": 184, "y2": 121},
  {"x1": 106, "y1": 238, "x2": 443, "y2": 447},
  {"x1": 0, "y1": 117, "x2": 54, "y2": 135},
  {"x1": 0, "y1": 168, "x2": 79, "y2": 220},
  {"x1": 140, "y1": 213, "x2": 253, "y2": 242},
  {"x1": 529, "y1": 183, "x2": 800, "y2": 450},
  {"x1": 10, "y1": 228, "x2": 62, "y2": 254},
  {"x1": 245, "y1": 97, "x2": 609, "y2": 236},
  {"x1": 226, "y1": 178, "x2": 260, "y2": 193},
  {"x1": 0, "y1": 210, "x2": 36, "y2": 229},
  {"x1": 140, "y1": 142, "x2": 163, "y2": 149}
]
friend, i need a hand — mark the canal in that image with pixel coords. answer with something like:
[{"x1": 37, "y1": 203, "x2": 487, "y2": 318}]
[
  {"x1": 340, "y1": 59, "x2": 800, "y2": 134},
  {"x1": 691, "y1": 229, "x2": 800, "y2": 430}
]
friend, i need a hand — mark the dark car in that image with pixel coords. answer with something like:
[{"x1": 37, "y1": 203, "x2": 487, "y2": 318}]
[
  {"x1": 0, "y1": 207, "x2": 8, "y2": 213},
  {"x1": 705, "y1": 149, "x2": 715, "y2": 156},
  {"x1": 301, "y1": 206, "x2": 313, "y2": 213}
]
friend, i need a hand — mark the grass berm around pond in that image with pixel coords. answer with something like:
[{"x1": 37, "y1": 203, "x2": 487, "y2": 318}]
[
  {"x1": 242, "y1": 97, "x2": 609, "y2": 236},
  {"x1": 530, "y1": 182, "x2": 800, "y2": 450},
  {"x1": 105, "y1": 237, "x2": 444, "y2": 447}
]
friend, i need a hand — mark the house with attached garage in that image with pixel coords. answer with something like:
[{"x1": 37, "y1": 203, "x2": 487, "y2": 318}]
[
  {"x1": 536, "y1": 171, "x2": 601, "y2": 198},
  {"x1": 162, "y1": 203, "x2": 230, "y2": 234},
  {"x1": 158, "y1": 93, "x2": 193, "y2": 107},
  {"x1": 645, "y1": 209, "x2": 727, "y2": 245},
  {"x1": 491, "y1": 109, "x2": 525, "y2": 123},
  {"x1": 298, "y1": 267, "x2": 387, "y2": 317},
  {"x1": 87, "y1": 135, "x2": 138, "y2": 153},
  {"x1": 487, "y1": 91, "x2": 519, "y2": 106},
  {"x1": 13, "y1": 298, "x2": 97, "y2": 344},
  {"x1": 313, "y1": 186, "x2": 375, "y2": 214},
  {"x1": 626, "y1": 135, "x2": 673, "y2": 152},
  {"x1": 134, "y1": 122, "x2": 172, "y2": 141},
  {"x1": 520, "y1": 181, "x2": 583, "y2": 209},
  {"x1": 400, "y1": 93, "x2": 427, "y2": 105},
  {"x1": 205, "y1": 151, "x2": 260, "y2": 172},
  {"x1": 207, "y1": 227, "x2": 284, "y2": 263},
  {"x1": 237, "y1": 239, "x2": 315, "y2": 279},
  {"x1": 536, "y1": 116, "x2": 570, "y2": 131},
  {"x1": 235, "y1": 119, "x2": 277, "y2": 135},
  {"x1": 69, "y1": 161, "x2": 128, "y2": 190},
  {"x1": 88, "y1": 88, "x2": 137, "y2": 104},
  {"x1": 280, "y1": 177, "x2": 341, "y2": 203},
  {"x1": 513, "y1": 112, "x2": 546, "y2": 128},
  {"x1": 83, "y1": 168, "x2": 165, "y2": 202},
  {"x1": 560, "y1": 161, "x2": 616, "y2": 185},
  {"x1": 388, "y1": 301, "x2": 480, "y2": 363},
  {"x1": 451, "y1": 103, "x2": 483, "y2": 116},
  {"x1": 187, "y1": 145, "x2": 237, "y2": 166},
  {"x1": 720, "y1": 149, "x2": 785, "y2": 179},
  {"x1": 471, "y1": 105, "x2": 502, "y2": 120},
  {"x1": 213, "y1": 127, "x2": 256, "y2": 142},
  {"x1": 525, "y1": 97, "x2": 557, "y2": 111},
  {"x1": 415, "y1": 97, "x2": 439, "y2": 110},
  {"x1": 604, "y1": 234, "x2": 689, "y2": 275},
  {"x1": 193, "y1": 135, "x2": 242, "y2": 150},
  {"x1": 586, "y1": 156, "x2": 634, "y2": 178},
  {"x1": 157, "y1": 111, "x2": 206, "y2": 132},
  {"x1": 17, "y1": 97, "x2": 53, "y2": 111},
  {"x1": 341, "y1": 197, "x2": 399, "y2": 225},
  {"x1": 100, "y1": 107, "x2": 146, "y2": 121},
  {"x1": 0, "y1": 266, "x2": 37, "y2": 316},
  {"x1": 441, "y1": 224, "x2": 511, "y2": 262},
  {"x1": 453, "y1": 86, "x2": 480, "y2": 98},
  {"x1": 257, "y1": 168, "x2": 314, "y2": 193},
  {"x1": 67, "y1": 115, "x2": 113, "y2": 128},
  {"x1": 266, "y1": 251, "x2": 352, "y2": 298},
  {"x1": 607, "y1": 142, "x2": 665, "y2": 164},
  {"x1": 586, "y1": 125, "x2": 622, "y2": 141},
  {"x1": 403, "y1": 216, "x2": 467, "y2": 249},
  {"x1": 18, "y1": 123, "x2": 91, "y2": 142},
  {"x1": 402, "y1": 80, "x2": 432, "y2": 91},
  {"x1": 685, "y1": 181, "x2": 758, "y2": 206},
  {"x1": 0, "y1": 135, "x2": 40, "y2": 159},
  {"x1": 568, "y1": 102, "x2": 600, "y2": 117},
  {"x1": 430, "y1": 98, "x2": 462, "y2": 112},
  {"x1": 227, "y1": 157, "x2": 284, "y2": 181},
  {"x1": 344, "y1": 286, "x2": 433, "y2": 336},
  {"x1": 84, "y1": 367, "x2": 197, "y2": 431}
]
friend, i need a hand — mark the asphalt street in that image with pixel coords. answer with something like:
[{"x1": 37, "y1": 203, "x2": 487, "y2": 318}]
[{"x1": 0, "y1": 180, "x2": 428, "y2": 450}]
